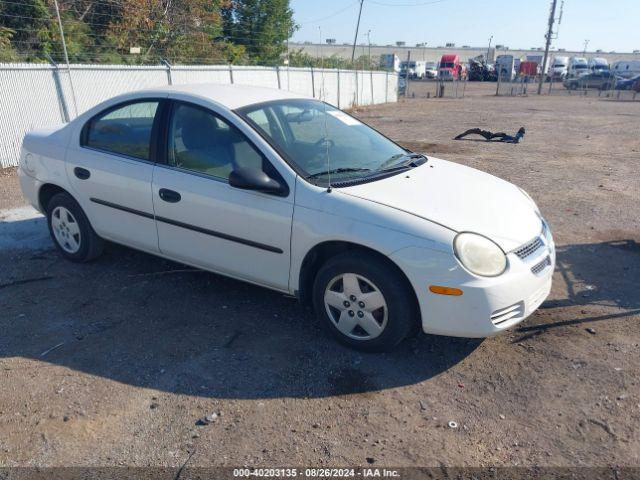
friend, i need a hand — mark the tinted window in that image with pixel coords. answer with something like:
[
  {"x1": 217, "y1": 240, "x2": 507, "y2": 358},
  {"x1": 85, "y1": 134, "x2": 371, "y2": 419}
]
[
  {"x1": 84, "y1": 101, "x2": 159, "y2": 160},
  {"x1": 168, "y1": 103, "x2": 264, "y2": 180}
]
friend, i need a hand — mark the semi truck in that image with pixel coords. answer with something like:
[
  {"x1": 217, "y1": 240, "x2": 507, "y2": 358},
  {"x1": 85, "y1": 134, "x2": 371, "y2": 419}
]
[
  {"x1": 548, "y1": 56, "x2": 569, "y2": 81},
  {"x1": 438, "y1": 54, "x2": 461, "y2": 80},
  {"x1": 568, "y1": 57, "x2": 589, "y2": 78},
  {"x1": 400, "y1": 60, "x2": 427, "y2": 79}
]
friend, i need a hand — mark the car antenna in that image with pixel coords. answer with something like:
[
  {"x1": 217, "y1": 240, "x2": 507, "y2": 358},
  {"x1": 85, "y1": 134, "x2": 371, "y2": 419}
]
[{"x1": 319, "y1": 26, "x2": 332, "y2": 193}]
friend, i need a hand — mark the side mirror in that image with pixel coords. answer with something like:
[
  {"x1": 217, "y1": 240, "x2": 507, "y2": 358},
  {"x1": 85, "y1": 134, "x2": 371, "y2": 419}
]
[{"x1": 229, "y1": 167, "x2": 288, "y2": 197}]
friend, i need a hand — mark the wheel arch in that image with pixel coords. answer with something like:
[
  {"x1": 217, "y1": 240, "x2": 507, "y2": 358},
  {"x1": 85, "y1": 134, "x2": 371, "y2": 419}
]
[
  {"x1": 38, "y1": 183, "x2": 72, "y2": 213},
  {"x1": 297, "y1": 241, "x2": 420, "y2": 321}
]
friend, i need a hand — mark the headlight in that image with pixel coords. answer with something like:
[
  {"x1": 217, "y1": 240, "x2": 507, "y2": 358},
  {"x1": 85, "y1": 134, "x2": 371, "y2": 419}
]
[{"x1": 454, "y1": 232, "x2": 507, "y2": 277}]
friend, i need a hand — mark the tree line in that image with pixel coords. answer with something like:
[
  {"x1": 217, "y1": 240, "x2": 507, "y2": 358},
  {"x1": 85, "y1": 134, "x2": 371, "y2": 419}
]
[{"x1": 0, "y1": 0, "x2": 296, "y2": 65}]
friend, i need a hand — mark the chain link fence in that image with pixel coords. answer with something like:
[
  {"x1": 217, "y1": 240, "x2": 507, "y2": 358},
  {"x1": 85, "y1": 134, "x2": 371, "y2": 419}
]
[
  {"x1": 0, "y1": 62, "x2": 398, "y2": 169},
  {"x1": 403, "y1": 78, "x2": 469, "y2": 99},
  {"x1": 495, "y1": 74, "x2": 639, "y2": 100}
]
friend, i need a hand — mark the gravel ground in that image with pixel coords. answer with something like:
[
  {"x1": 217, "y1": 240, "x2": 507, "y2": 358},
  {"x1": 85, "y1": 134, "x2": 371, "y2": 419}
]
[{"x1": 0, "y1": 83, "x2": 639, "y2": 473}]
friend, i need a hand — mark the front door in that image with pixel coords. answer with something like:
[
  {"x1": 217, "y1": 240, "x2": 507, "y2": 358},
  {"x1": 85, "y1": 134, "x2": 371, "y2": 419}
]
[
  {"x1": 65, "y1": 97, "x2": 164, "y2": 253},
  {"x1": 151, "y1": 100, "x2": 294, "y2": 290}
]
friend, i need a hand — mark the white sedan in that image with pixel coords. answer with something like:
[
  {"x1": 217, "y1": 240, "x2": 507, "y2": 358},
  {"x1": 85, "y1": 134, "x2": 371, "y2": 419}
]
[{"x1": 19, "y1": 84, "x2": 555, "y2": 351}]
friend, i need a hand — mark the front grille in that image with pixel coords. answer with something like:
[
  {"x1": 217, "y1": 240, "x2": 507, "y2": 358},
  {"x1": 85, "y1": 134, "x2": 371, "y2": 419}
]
[
  {"x1": 490, "y1": 301, "x2": 525, "y2": 326},
  {"x1": 531, "y1": 256, "x2": 552, "y2": 275},
  {"x1": 513, "y1": 236, "x2": 544, "y2": 259}
]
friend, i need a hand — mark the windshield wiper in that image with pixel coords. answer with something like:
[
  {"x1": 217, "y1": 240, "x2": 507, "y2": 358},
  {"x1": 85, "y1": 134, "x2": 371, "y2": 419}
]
[
  {"x1": 378, "y1": 152, "x2": 427, "y2": 172},
  {"x1": 306, "y1": 167, "x2": 371, "y2": 180}
]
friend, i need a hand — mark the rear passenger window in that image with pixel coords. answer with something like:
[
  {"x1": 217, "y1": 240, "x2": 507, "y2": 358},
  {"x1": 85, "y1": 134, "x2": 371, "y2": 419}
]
[
  {"x1": 83, "y1": 101, "x2": 159, "y2": 160},
  {"x1": 168, "y1": 103, "x2": 264, "y2": 180}
]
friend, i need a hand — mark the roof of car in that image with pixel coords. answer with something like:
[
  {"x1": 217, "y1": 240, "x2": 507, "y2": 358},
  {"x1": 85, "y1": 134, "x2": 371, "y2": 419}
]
[{"x1": 151, "y1": 83, "x2": 311, "y2": 110}]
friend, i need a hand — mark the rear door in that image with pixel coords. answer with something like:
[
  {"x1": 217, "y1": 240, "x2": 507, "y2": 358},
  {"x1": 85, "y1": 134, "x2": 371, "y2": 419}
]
[
  {"x1": 151, "y1": 98, "x2": 295, "y2": 291},
  {"x1": 66, "y1": 96, "x2": 166, "y2": 253}
]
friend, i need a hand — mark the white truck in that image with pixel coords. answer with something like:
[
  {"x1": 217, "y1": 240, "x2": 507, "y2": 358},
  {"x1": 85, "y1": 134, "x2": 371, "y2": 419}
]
[
  {"x1": 612, "y1": 60, "x2": 640, "y2": 78},
  {"x1": 588, "y1": 57, "x2": 609, "y2": 73},
  {"x1": 548, "y1": 56, "x2": 569, "y2": 81},
  {"x1": 568, "y1": 57, "x2": 589, "y2": 78},
  {"x1": 400, "y1": 60, "x2": 427, "y2": 79}
]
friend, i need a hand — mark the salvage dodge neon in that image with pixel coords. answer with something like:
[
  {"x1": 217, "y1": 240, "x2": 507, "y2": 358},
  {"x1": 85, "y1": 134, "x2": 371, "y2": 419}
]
[{"x1": 19, "y1": 84, "x2": 555, "y2": 351}]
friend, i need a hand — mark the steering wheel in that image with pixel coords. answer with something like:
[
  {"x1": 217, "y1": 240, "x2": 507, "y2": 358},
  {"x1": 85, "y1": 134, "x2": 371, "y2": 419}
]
[{"x1": 313, "y1": 138, "x2": 335, "y2": 151}]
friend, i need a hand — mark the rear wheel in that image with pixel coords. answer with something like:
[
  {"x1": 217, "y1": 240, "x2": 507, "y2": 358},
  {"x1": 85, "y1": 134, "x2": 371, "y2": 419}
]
[
  {"x1": 46, "y1": 192, "x2": 104, "y2": 262},
  {"x1": 312, "y1": 251, "x2": 417, "y2": 351}
]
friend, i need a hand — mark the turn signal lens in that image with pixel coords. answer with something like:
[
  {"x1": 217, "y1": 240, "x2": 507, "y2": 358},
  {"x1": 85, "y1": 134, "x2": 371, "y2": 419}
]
[{"x1": 429, "y1": 285, "x2": 463, "y2": 296}]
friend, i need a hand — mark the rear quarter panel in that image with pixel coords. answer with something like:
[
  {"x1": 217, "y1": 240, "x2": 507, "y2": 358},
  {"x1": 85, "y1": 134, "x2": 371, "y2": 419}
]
[{"x1": 20, "y1": 125, "x2": 73, "y2": 211}]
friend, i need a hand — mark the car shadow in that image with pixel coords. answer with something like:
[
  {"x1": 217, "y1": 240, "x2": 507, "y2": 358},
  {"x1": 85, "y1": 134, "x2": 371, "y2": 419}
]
[
  {"x1": 512, "y1": 239, "x2": 640, "y2": 342},
  {"x1": 0, "y1": 223, "x2": 480, "y2": 399}
]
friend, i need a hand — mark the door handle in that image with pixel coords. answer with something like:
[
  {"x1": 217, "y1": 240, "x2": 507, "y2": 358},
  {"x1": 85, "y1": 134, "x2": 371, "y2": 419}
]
[
  {"x1": 74, "y1": 167, "x2": 91, "y2": 180},
  {"x1": 159, "y1": 188, "x2": 181, "y2": 203}
]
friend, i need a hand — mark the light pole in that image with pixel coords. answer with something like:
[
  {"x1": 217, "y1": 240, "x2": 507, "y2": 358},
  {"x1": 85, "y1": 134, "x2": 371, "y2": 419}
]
[
  {"x1": 486, "y1": 35, "x2": 493, "y2": 63},
  {"x1": 583, "y1": 39, "x2": 589, "y2": 56},
  {"x1": 366, "y1": 30, "x2": 372, "y2": 67}
]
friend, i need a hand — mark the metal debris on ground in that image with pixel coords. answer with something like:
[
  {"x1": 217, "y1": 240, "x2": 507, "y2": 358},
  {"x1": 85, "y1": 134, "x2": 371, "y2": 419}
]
[
  {"x1": 448, "y1": 421, "x2": 458, "y2": 429},
  {"x1": 454, "y1": 127, "x2": 526, "y2": 143}
]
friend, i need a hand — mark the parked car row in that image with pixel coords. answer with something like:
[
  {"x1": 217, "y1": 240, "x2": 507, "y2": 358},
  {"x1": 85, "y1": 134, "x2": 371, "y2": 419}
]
[{"x1": 387, "y1": 52, "x2": 640, "y2": 89}]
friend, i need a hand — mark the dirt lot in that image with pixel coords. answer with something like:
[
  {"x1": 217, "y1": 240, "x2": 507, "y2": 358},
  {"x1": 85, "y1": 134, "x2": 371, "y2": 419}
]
[{"x1": 1, "y1": 82, "x2": 639, "y2": 474}]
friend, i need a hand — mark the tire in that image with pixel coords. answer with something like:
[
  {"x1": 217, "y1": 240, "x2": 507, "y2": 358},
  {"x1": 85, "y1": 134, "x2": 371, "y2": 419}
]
[
  {"x1": 312, "y1": 250, "x2": 417, "y2": 352},
  {"x1": 46, "y1": 192, "x2": 104, "y2": 262}
]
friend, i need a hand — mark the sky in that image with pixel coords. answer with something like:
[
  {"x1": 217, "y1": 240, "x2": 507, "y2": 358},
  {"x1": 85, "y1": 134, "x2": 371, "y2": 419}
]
[{"x1": 290, "y1": 0, "x2": 640, "y2": 53}]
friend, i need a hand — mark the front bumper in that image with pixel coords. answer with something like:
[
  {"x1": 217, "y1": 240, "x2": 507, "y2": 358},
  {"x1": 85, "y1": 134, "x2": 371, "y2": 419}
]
[{"x1": 391, "y1": 233, "x2": 555, "y2": 338}]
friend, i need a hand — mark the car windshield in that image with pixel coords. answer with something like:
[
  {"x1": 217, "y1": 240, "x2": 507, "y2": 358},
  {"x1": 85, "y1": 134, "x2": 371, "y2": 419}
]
[
  {"x1": 441, "y1": 62, "x2": 454, "y2": 68},
  {"x1": 238, "y1": 99, "x2": 411, "y2": 185}
]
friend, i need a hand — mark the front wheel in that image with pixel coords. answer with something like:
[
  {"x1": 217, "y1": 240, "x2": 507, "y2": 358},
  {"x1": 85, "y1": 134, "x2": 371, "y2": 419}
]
[
  {"x1": 46, "y1": 192, "x2": 104, "y2": 262},
  {"x1": 312, "y1": 251, "x2": 417, "y2": 351}
]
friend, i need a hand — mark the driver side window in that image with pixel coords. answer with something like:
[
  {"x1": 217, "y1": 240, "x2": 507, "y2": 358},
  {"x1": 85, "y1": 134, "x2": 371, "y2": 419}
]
[{"x1": 168, "y1": 102, "x2": 263, "y2": 180}]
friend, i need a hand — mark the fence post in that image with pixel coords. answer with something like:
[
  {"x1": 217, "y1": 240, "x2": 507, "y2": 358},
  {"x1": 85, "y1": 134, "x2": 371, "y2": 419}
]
[
  {"x1": 355, "y1": 70, "x2": 359, "y2": 106},
  {"x1": 276, "y1": 66, "x2": 281, "y2": 89},
  {"x1": 337, "y1": 69, "x2": 341, "y2": 109},
  {"x1": 370, "y1": 69, "x2": 374, "y2": 105},
  {"x1": 161, "y1": 59, "x2": 172, "y2": 85},
  {"x1": 385, "y1": 71, "x2": 388, "y2": 103},
  {"x1": 46, "y1": 55, "x2": 70, "y2": 123},
  {"x1": 229, "y1": 64, "x2": 234, "y2": 84},
  {"x1": 310, "y1": 66, "x2": 315, "y2": 98}
]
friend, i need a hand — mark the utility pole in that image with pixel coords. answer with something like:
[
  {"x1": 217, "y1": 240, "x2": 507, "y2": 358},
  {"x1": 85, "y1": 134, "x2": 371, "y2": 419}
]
[
  {"x1": 486, "y1": 35, "x2": 493, "y2": 63},
  {"x1": 53, "y1": 0, "x2": 78, "y2": 117},
  {"x1": 537, "y1": 0, "x2": 558, "y2": 95},
  {"x1": 366, "y1": 30, "x2": 372, "y2": 68},
  {"x1": 351, "y1": 0, "x2": 364, "y2": 63},
  {"x1": 405, "y1": 50, "x2": 411, "y2": 97},
  {"x1": 582, "y1": 39, "x2": 589, "y2": 55}
]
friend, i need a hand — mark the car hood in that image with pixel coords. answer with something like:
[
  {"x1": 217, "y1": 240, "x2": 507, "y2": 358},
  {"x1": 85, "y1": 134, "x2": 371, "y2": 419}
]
[{"x1": 339, "y1": 157, "x2": 541, "y2": 252}]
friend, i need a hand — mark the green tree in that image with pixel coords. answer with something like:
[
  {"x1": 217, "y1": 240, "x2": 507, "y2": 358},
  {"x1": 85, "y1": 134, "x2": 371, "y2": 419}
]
[
  {"x1": 0, "y1": 0, "x2": 54, "y2": 60},
  {"x1": 0, "y1": 27, "x2": 19, "y2": 61},
  {"x1": 222, "y1": 0, "x2": 296, "y2": 65}
]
